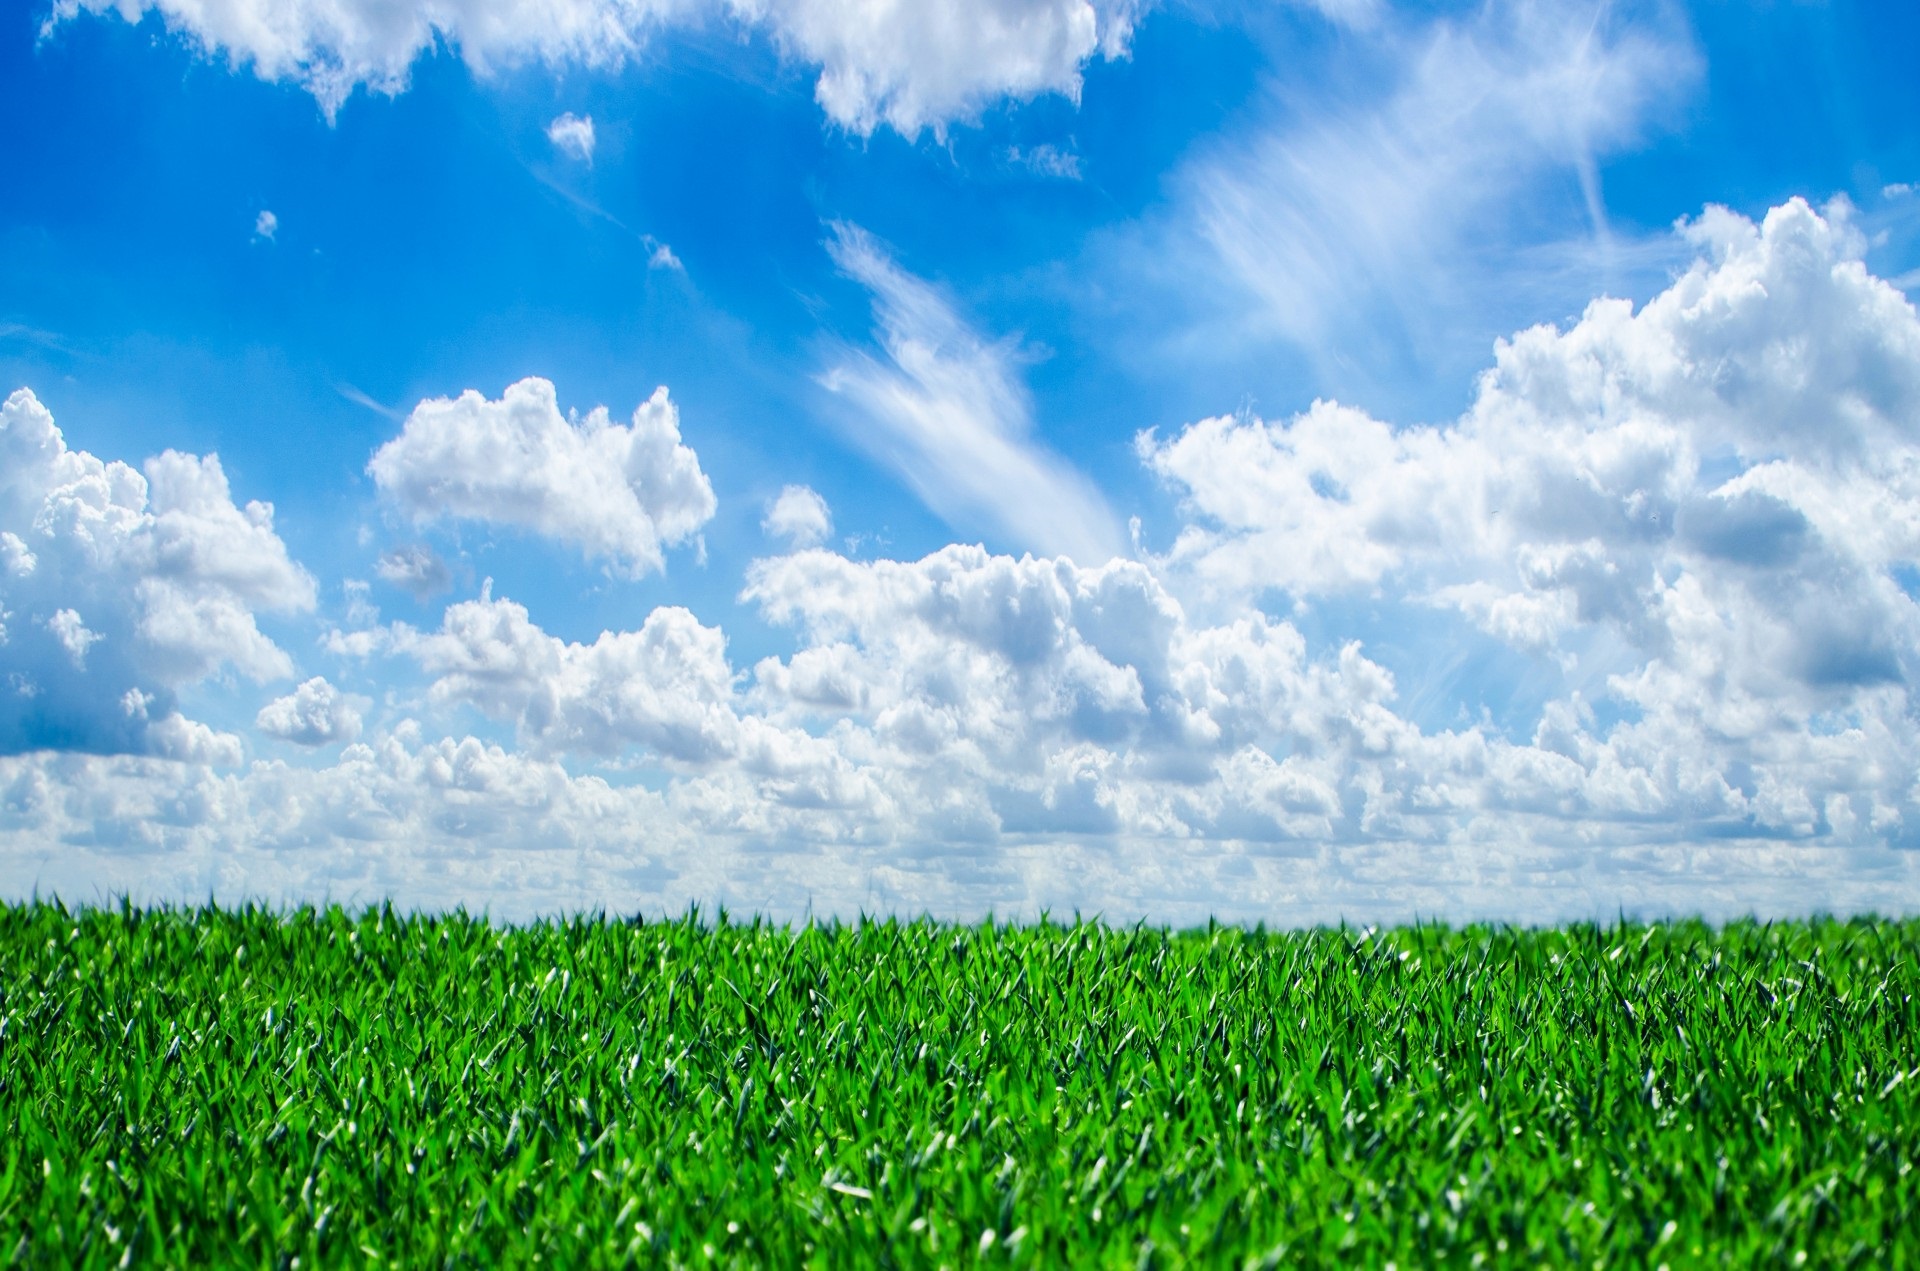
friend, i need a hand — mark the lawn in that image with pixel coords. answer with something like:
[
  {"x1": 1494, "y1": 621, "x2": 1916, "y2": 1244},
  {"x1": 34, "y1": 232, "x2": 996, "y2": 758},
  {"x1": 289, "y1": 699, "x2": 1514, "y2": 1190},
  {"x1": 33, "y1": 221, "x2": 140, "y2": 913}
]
[{"x1": 2, "y1": 903, "x2": 1915, "y2": 1266}]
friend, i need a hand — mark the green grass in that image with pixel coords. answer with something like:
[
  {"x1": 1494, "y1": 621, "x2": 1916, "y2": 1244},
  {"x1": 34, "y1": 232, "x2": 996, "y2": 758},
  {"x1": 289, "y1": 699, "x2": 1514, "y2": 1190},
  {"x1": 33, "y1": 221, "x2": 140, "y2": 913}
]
[{"x1": 1, "y1": 904, "x2": 1916, "y2": 1267}]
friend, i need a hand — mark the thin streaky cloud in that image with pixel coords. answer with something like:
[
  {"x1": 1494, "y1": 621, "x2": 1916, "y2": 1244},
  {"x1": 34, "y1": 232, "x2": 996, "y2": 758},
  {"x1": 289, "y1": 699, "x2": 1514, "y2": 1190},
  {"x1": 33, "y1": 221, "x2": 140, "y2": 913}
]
[
  {"x1": 335, "y1": 383, "x2": 403, "y2": 422},
  {"x1": 820, "y1": 223, "x2": 1125, "y2": 565},
  {"x1": 1170, "y1": 0, "x2": 1697, "y2": 391}
]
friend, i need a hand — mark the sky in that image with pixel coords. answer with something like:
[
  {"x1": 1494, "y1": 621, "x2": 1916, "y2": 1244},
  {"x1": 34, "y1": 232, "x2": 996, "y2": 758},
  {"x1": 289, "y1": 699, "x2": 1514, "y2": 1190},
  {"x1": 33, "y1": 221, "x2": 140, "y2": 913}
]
[{"x1": 4, "y1": 0, "x2": 1920, "y2": 923}]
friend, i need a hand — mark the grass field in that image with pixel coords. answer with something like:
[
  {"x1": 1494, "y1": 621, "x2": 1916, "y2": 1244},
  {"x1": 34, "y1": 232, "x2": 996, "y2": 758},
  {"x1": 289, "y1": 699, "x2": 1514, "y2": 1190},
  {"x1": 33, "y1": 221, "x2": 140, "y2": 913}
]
[{"x1": 2, "y1": 904, "x2": 1915, "y2": 1267}]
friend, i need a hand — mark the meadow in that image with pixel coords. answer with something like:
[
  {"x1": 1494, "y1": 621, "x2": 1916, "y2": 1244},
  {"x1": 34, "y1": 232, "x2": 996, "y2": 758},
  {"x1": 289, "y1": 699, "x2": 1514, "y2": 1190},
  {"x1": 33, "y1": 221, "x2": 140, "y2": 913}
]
[{"x1": 1, "y1": 903, "x2": 1915, "y2": 1267}]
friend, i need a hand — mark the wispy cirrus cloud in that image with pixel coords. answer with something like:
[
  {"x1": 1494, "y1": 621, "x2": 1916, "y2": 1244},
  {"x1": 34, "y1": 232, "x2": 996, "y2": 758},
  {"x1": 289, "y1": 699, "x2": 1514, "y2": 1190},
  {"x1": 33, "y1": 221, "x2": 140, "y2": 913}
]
[
  {"x1": 820, "y1": 224, "x2": 1124, "y2": 564},
  {"x1": 1146, "y1": 0, "x2": 1698, "y2": 405}
]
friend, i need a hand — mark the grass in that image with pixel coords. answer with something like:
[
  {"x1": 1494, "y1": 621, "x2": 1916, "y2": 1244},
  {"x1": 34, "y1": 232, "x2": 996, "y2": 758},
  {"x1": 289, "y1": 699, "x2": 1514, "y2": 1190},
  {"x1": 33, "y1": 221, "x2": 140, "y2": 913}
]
[{"x1": 1, "y1": 903, "x2": 1916, "y2": 1267}]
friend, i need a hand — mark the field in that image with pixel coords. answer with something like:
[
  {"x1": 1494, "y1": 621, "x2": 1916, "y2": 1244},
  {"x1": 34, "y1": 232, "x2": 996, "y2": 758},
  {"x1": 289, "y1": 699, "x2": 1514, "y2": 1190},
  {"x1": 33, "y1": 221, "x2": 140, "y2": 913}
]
[{"x1": 1, "y1": 904, "x2": 1916, "y2": 1267}]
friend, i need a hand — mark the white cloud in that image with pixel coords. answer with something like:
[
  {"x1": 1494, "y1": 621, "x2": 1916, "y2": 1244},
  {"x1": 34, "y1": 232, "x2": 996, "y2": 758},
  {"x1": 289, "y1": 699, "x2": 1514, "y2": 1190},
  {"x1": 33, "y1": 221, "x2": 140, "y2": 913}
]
[
  {"x1": 372, "y1": 198, "x2": 1918, "y2": 910},
  {"x1": 253, "y1": 209, "x2": 278, "y2": 241},
  {"x1": 1164, "y1": 0, "x2": 1697, "y2": 394},
  {"x1": 146, "y1": 710, "x2": 245, "y2": 766},
  {"x1": 256, "y1": 676, "x2": 365, "y2": 746},
  {"x1": 546, "y1": 111, "x2": 595, "y2": 162},
  {"x1": 822, "y1": 223, "x2": 1123, "y2": 563},
  {"x1": 405, "y1": 592, "x2": 745, "y2": 762},
  {"x1": 1, "y1": 531, "x2": 35, "y2": 577},
  {"x1": 46, "y1": 0, "x2": 682, "y2": 119},
  {"x1": 367, "y1": 377, "x2": 716, "y2": 578},
  {"x1": 0, "y1": 388, "x2": 315, "y2": 757},
  {"x1": 1006, "y1": 143, "x2": 1081, "y2": 180},
  {"x1": 647, "y1": 241, "x2": 684, "y2": 271},
  {"x1": 748, "y1": 0, "x2": 1140, "y2": 137},
  {"x1": 0, "y1": 734, "x2": 706, "y2": 915},
  {"x1": 9, "y1": 197, "x2": 1920, "y2": 922},
  {"x1": 47, "y1": 609, "x2": 101, "y2": 668},
  {"x1": 763, "y1": 484, "x2": 832, "y2": 549},
  {"x1": 48, "y1": 0, "x2": 1139, "y2": 135},
  {"x1": 7, "y1": 538, "x2": 1915, "y2": 920},
  {"x1": 1145, "y1": 198, "x2": 1920, "y2": 645},
  {"x1": 1145, "y1": 197, "x2": 1920, "y2": 840},
  {"x1": 375, "y1": 544, "x2": 452, "y2": 599}
]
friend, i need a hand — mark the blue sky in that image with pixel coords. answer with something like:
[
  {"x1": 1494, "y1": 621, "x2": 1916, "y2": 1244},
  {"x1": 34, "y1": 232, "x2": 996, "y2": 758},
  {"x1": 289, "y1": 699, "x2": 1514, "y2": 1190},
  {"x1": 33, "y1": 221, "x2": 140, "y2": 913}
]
[{"x1": 3, "y1": 0, "x2": 1920, "y2": 920}]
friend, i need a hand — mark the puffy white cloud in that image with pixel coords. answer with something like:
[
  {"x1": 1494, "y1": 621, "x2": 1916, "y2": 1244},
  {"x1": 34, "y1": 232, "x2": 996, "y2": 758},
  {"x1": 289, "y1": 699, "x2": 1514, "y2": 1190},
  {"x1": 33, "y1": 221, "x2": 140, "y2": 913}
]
[
  {"x1": 406, "y1": 591, "x2": 743, "y2": 762},
  {"x1": 822, "y1": 224, "x2": 1123, "y2": 563},
  {"x1": 367, "y1": 377, "x2": 716, "y2": 579},
  {"x1": 0, "y1": 734, "x2": 707, "y2": 916},
  {"x1": 762, "y1": 484, "x2": 832, "y2": 549},
  {"x1": 743, "y1": 547, "x2": 1184, "y2": 760},
  {"x1": 48, "y1": 0, "x2": 1139, "y2": 135},
  {"x1": 743, "y1": 0, "x2": 1139, "y2": 138},
  {"x1": 1145, "y1": 199, "x2": 1920, "y2": 681},
  {"x1": 10, "y1": 198, "x2": 1920, "y2": 922},
  {"x1": 1143, "y1": 197, "x2": 1920, "y2": 844},
  {"x1": 146, "y1": 709, "x2": 246, "y2": 766},
  {"x1": 363, "y1": 200, "x2": 1920, "y2": 906},
  {"x1": 0, "y1": 388, "x2": 315, "y2": 757},
  {"x1": 46, "y1": 609, "x2": 101, "y2": 669},
  {"x1": 6, "y1": 549, "x2": 1914, "y2": 920},
  {"x1": 365, "y1": 551, "x2": 1370, "y2": 847},
  {"x1": 46, "y1": 0, "x2": 685, "y2": 119},
  {"x1": 257, "y1": 677, "x2": 365, "y2": 746},
  {"x1": 253, "y1": 209, "x2": 278, "y2": 241},
  {"x1": 375, "y1": 544, "x2": 452, "y2": 599},
  {"x1": 546, "y1": 111, "x2": 595, "y2": 162}
]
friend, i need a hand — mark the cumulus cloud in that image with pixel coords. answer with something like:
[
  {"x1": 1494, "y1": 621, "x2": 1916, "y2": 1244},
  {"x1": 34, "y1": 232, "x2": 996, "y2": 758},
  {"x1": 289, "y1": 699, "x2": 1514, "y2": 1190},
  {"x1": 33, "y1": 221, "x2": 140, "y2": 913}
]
[
  {"x1": 546, "y1": 111, "x2": 595, "y2": 162},
  {"x1": 0, "y1": 733, "x2": 701, "y2": 916},
  {"x1": 46, "y1": 609, "x2": 102, "y2": 669},
  {"x1": 746, "y1": 0, "x2": 1140, "y2": 137},
  {"x1": 4, "y1": 735, "x2": 1908, "y2": 924},
  {"x1": 145, "y1": 708, "x2": 245, "y2": 766},
  {"x1": 1146, "y1": 197, "x2": 1920, "y2": 833},
  {"x1": 8, "y1": 539, "x2": 1915, "y2": 920},
  {"x1": 253, "y1": 209, "x2": 278, "y2": 242},
  {"x1": 822, "y1": 224, "x2": 1123, "y2": 563},
  {"x1": 45, "y1": 0, "x2": 682, "y2": 119},
  {"x1": 0, "y1": 388, "x2": 315, "y2": 757},
  {"x1": 375, "y1": 543, "x2": 452, "y2": 599},
  {"x1": 345, "y1": 200, "x2": 1920, "y2": 911},
  {"x1": 256, "y1": 676, "x2": 364, "y2": 746},
  {"x1": 10, "y1": 197, "x2": 1920, "y2": 922},
  {"x1": 405, "y1": 591, "x2": 744, "y2": 762},
  {"x1": 367, "y1": 377, "x2": 716, "y2": 578},
  {"x1": 1146, "y1": 199, "x2": 1919, "y2": 650},
  {"x1": 48, "y1": 0, "x2": 1139, "y2": 134},
  {"x1": 763, "y1": 484, "x2": 832, "y2": 549},
  {"x1": 385, "y1": 512, "x2": 1920, "y2": 866}
]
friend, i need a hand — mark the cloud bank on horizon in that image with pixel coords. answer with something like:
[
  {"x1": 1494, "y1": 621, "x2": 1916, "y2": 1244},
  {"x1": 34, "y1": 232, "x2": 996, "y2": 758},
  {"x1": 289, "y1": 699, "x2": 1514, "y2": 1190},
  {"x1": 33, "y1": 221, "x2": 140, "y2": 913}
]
[{"x1": 5, "y1": 0, "x2": 1920, "y2": 921}]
